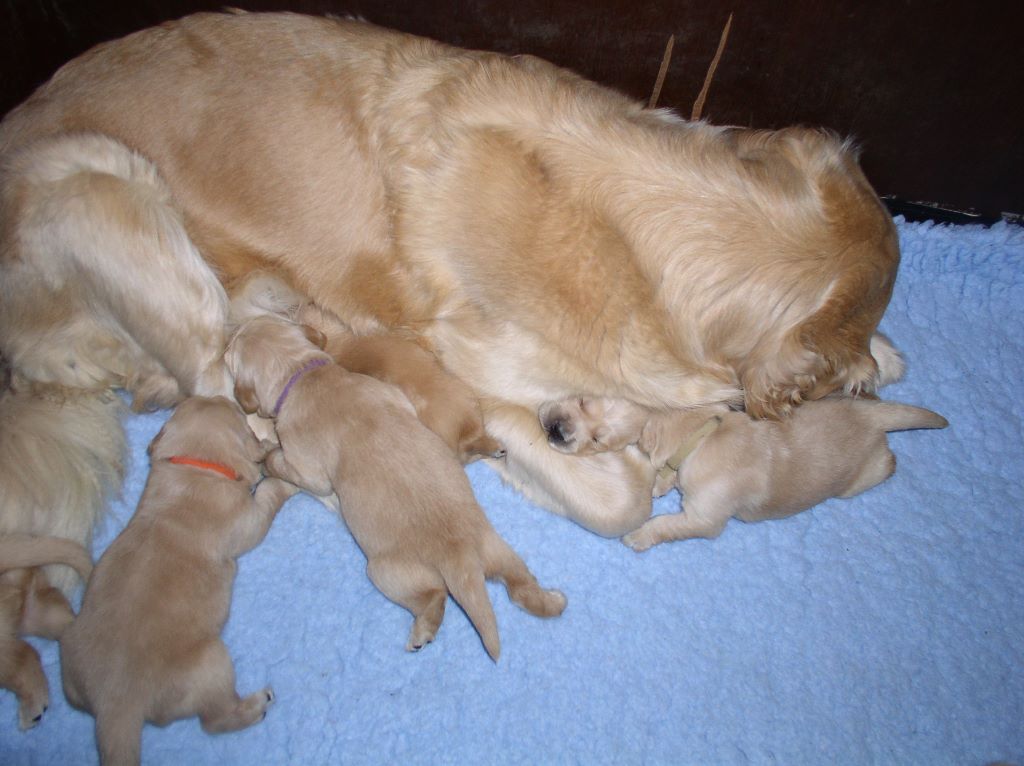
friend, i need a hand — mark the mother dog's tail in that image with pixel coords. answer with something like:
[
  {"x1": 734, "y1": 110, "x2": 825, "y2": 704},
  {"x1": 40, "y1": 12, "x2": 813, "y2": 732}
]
[{"x1": 0, "y1": 380, "x2": 125, "y2": 594}]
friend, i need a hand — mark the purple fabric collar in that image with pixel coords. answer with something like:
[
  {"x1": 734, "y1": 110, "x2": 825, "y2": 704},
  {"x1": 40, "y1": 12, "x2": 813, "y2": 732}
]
[{"x1": 272, "y1": 358, "x2": 329, "y2": 416}]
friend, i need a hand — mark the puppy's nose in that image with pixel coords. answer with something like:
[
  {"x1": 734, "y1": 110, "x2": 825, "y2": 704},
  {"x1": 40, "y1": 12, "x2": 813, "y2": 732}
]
[{"x1": 545, "y1": 419, "x2": 570, "y2": 446}]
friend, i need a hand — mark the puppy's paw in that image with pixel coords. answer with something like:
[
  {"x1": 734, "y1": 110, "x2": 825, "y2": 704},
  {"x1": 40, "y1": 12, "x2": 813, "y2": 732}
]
[
  {"x1": 405, "y1": 625, "x2": 437, "y2": 653},
  {"x1": 246, "y1": 687, "x2": 275, "y2": 724},
  {"x1": 542, "y1": 589, "x2": 568, "y2": 617},
  {"x1": 621, "y1": 527, "x2": 657, "y2": 552},
  {"x1": 18, "y1": 697, "x2": 48, "y2": 731}
]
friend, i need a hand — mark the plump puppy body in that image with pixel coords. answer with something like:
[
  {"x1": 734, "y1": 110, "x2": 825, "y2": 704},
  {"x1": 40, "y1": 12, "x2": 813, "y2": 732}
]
[
  {"x1": 0, "y1": 12, "x2": 900, "y2": 535},
  {"x1": 227, "y1": 316, "x2": 566, "y2": 659},
  {"x1": 540, "y1": 393, "x2": 947, "y2": 549},
  {"x1": 0, "y1": 534, "x2": 92, "y2": 730},
  {"x1": 60, "y1": 397, "x2": 295, "y2": 766}
]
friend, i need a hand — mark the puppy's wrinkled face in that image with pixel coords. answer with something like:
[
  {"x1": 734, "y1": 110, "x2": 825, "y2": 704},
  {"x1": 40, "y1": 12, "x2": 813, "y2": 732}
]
[{"x1": 538, "y1": 398, "x2": 648, "y2": 455}]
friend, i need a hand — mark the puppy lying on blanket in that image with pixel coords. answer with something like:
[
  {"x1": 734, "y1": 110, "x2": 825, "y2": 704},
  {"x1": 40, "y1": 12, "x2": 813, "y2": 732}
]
[
  {"x1": 0, "y1": 534, "x2": 92, "y2": 730},
  {"x1": 60, "y1": 396, "x2": 296, "y2": 766},
  {"x1": 539, "y1": 396, "x2": 948, "y2": 550},
  {"x1": 226, "y1": 315, "x2": 567, "y2": 660}
]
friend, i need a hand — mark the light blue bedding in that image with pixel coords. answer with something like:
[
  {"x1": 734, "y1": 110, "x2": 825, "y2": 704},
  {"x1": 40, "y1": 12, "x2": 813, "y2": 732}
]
[{"x1": 3, "y1": 218, "x2": 1022, "y2": 765}]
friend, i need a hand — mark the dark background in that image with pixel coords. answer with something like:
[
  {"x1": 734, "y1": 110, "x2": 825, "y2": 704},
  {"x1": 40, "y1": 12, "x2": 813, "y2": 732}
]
[{"x1": 2, "y1": 0, "x2": 1021, "y2": 221}]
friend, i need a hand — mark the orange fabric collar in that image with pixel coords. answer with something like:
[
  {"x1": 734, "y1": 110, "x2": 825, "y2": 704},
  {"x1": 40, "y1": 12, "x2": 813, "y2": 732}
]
[{"x1": 167, "y1": 455, "x2": 240, "y2": 482}]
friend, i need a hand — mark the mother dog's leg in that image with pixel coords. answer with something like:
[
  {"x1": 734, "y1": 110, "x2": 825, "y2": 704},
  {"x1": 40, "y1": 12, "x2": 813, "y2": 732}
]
[
  {"x1": 481, "y1": 401, "x2": 654, "y2": 537},
  {"x1": 0, "y1": 133, "x2": 232, "y2": 409}
]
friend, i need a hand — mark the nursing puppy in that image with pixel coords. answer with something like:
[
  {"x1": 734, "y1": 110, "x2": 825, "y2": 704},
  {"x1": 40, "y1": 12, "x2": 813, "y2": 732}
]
[
  {"x1": 234, "y1": 275, "x2": 503, "y2": 464},
  {"x1": 226, "y1": 315, "x2": 566, "y2": 660},
  {"x1": 0, "y1": 534, "x2": 92, "y2": 730},
  {"x1": 540, "y1": 394, "x2": 947, "y2": 549},
  {"x1": 60, "y1": 397, "x2": 296, "y2": 766},
  {"x1": 0, "y1": 12, "x2": 902, "y2": 538}
]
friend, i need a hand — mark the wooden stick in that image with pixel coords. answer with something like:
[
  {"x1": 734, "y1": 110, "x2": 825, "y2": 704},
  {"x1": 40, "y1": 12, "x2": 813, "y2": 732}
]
[
  {"x1": 648, "y1": 34, "x2": 675, "y2": 109},
  {"x1": 691, "y1": 12, "x2": 733, "y2": 121}
]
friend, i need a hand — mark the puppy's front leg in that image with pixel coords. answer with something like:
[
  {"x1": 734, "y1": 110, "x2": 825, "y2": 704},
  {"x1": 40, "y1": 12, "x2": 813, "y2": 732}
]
[
  {"x1": 225, "y1": 478, "x2": 299, "y2": 557},
  {"x1": 621, "y1": 502, "x2": 729, "y2": 551},
  {"x1": 264, "y1": 447, "x2": 333, "y2": 497}
]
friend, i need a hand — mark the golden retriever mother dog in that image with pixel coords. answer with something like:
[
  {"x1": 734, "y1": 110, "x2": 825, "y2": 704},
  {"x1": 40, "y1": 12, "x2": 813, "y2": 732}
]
[{"x1": 0, "y1": 11, "x2": 900, "y2": 537}]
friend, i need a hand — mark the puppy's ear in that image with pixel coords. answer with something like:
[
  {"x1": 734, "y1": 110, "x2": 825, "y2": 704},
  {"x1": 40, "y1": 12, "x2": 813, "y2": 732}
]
[
  {"x1": 301, "y1": 324, "x2": 327, "y2": 350},
  {"x1": 638, "y1": 420, "x2": 662, "y2": 460},
  {"x1": 234, "y1": 379, "x2": 260, "y2": 415},
  {"x1": 147, "y1": 424, "x2": 167, "y2": 458}
]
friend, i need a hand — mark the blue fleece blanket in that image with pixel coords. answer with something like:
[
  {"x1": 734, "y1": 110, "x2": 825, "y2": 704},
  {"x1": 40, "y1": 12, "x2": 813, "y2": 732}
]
[{"x1": 3, "y1": 219, "x2": 1022, "y2": 765}]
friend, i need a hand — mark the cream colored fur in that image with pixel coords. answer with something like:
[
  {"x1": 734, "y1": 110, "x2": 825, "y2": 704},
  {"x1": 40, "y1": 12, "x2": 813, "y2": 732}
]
[
  {"x1": 0, "y1": 380, "x2": 124, "y2": 594},
  {"x1": 60, "y1": 397, "x2": 296, "y2": 766},
  {"x1": 225, "y1": 315, "x2": 566, "y2": 659},
  {"x1": 0, "y1": 534, "x2": 92, "y2": 730},
  {"x1": 0, "y1": 12, "x2": 900, "y2": 536},
  {"x1": 535, "y1": 388, "x2": 947, "y2": 548}
]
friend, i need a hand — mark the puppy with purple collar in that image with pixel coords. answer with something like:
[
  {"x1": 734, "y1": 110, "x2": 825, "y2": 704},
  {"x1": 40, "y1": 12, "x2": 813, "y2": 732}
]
[{"x1": 227, "y1": 315, "x2": 566, "y2": 660}]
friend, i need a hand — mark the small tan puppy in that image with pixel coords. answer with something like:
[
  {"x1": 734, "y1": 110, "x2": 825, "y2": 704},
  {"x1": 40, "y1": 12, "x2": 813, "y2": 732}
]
[
  {"x1": 60, "y1": 396, "x2": 296, "y2": 766},
  {"x1": 0, "y1": 534, "x2": 92, "y2": 730},
  {"x1": 539, "y1": 395, "x2": 947, "y2": 549},
  {"x1": 226, "y1": 315, "x2": 566, "y2": 660}
]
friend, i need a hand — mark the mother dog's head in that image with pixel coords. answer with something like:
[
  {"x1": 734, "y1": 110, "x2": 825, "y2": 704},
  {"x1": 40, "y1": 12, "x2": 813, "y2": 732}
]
[
  {"x1": 597, "y1": 123, "x2": 899, "y2": 418},
  {"x1": 728, "y1": 127, "x2": 899, "y2": 418}
]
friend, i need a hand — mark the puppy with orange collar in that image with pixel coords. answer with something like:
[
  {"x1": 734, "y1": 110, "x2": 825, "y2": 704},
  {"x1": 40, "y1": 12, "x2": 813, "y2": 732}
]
[{"x1": 60, "y1": 396, "x2": 296, "y2": 766}]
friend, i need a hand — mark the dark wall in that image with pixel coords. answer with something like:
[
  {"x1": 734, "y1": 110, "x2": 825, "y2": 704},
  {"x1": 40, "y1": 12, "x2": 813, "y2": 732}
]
[{"x1": 3, "y1": 0, "x2": 1021, "y2": 219}]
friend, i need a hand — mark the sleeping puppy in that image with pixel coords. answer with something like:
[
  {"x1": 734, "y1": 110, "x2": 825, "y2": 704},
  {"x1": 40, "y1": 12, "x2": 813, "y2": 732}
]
[
  {"x1": 539, "y1": 394, "x2": 947, "y2": 549},
  {"x1": 226, "y1": 315, "x2": 566, "y2": 660},
  {"x1": 60, "y1": 396, "x2": 296, "y2": 766},
  {"x1": 0, "y1": 534, "x2": 92, "y2": 730}
]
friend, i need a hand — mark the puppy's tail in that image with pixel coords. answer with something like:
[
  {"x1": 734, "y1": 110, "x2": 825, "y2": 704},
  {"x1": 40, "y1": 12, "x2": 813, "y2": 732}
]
[
  {"x1": 95, "y1": 706, "x2": 144, "y2": 766},
  {"x1": 441, "y1": 556, "x2": 502, "y2": 661},
  {"x1": 0, "y1": 533, "x2": 93, "y2": 582},
  {"x1": 869, "y1": 400, "x2": 949, "y2": 432},
  {"x1": 0, "y1": 383, "x2": 125, "y2": 594}
]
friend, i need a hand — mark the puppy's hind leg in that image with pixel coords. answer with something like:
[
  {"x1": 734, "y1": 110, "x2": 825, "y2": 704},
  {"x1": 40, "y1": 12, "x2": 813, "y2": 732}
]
[
  {"x1": 0, "y1": 636, "x2": 49, "y2": 730},
  {"x1": 94, "y1": 706, "x2": 145, "y2": 766},
  {"x1": 482, "y1": 533, "x2": 567, "y2": 618},
  {"x1": 20, "y1": 571, "x2": 76, "y2": 639},
  {"x1": 182, "y1": 640, "x2": 273, "y2": 734},
  {"x1": 839, "y1": 445, "x2": 896, "y2": 499},
  {"x1": 365, "y1": 556, "x2": 448, "y2": 652}
]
